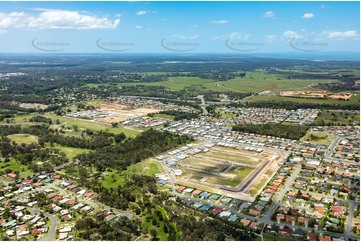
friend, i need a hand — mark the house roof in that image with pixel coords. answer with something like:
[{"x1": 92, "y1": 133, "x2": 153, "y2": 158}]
[
  {"x1": 211, "y1": 208, "x2": 223, "y2": 214},
  {"x1": 249, "y1": 209, "x2": 260, "y2": 216},
  {"x1": 241, "y1": 218, "x2": 251, "y2": 227},
  {"x1": 298, "y1": 217, "x2": 309, "y2": 223},
  {"x1": 320, "y1": 235, "x2": 332, "y2": 241},
  {"x1": 192, "y1": 189, "x2": 202, "y2": 195},
  {"x1": 331, "y1": 206, "x2": 343, "y2": 213},
  {"x1": 307, "y1": 232, "x2": 317, "y2": 241},
  {"x1": 7, "y1": 173, "x2": 17, "y2": 178}
]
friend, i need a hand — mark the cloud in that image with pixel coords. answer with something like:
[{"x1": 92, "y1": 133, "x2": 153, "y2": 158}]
[
  {"x1": 264, "y1": 34, "x2": 277, "y2": 42},
  {"x1": 322, "y1": 30, "x2": 358, "y2": 40},
  {"x1": 171, "y1": 34, "x2": 199, "y2": 40},
  {"x1": 136, "y1": 10, "x2": 149, "y2": 15},
  {"x1": 263, "y1": 11, "x2": 275, "y2": 18},
  {"x1": 211, "y1": 32, "x2": 250, "y2": 41},
  {"x1": 320, "y1": 4, "x2": 328, "y2": 8},
  {"x1": 283, "y1": 30, "x2": 303, "y2": 39},
  {"x1": 0, "y1": 12, "x2": 28, "y2": 29},
  {"x1": 302, "y1": 13, "x2": 314, "y2": 19},
  {"x1": 136, "y1": 10, "x2": 155, "y2": 15},
  {"x1": 229, "y1": 32, "x2": 250, "y2": 40},
  {"x1": 0, "y1": 29, "x2": 7, "y2": 34},
  {"x1": 210, "y1": 19, "x2": 228, "y2": 24},
  {"x1": 135, "y1": 25, "x2": 143, "y2": 29},
  {"x1": 0, "y1": 10, "x2": 120, "y2": 30}
]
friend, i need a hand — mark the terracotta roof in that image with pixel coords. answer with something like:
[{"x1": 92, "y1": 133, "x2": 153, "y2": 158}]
[{"x1": 249, "y1": 209, "x2": 260, "y2": 216}]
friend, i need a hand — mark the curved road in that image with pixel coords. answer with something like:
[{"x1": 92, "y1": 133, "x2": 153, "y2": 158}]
[{"x1": 30, "y1": 208, "x2": 57, "y2": 241}]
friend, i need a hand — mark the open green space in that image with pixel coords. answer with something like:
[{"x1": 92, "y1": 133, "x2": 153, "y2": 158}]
[
  {"x1": 122, "y1": 76, "x2": 214, "y2": 91},
  {"x1": 120, "y1": 70, "x2": 337, "y2": 93},
  {"x1": 46, "y1": 143, "x2": 91, "y2": 160},
  {"x1": 312, "y1": 110, "x2": 360, "y2": 126},
  {"x1": 300, "y1": 131, "x2": 336, "y2": 145},
  {"x1": 245, "y1": 93, "x2": 360, "y2": 105},
  {"x1": 141, "y1": 206, "x2": 172, "y2": 241},
  {"x1": 8, "y1": 134, "x2": 39, "y2": 144},
  {"x1": 151, "y1": 113, "x2": 175, "y2": 120},
  {"x1": 0, "y1": 158, "x2": 34, "y2": 179},
  {"x1": 1, "y1": 113, "x2": 141, "y2": 138},
  {"x1": 101, "y1": 158, "x2": 163, "y2": 189},
  {"x1": 220, "y1": 166, "x2": 254, "y2": 187}
]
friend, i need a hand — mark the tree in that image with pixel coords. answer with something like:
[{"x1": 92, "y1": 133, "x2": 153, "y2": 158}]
[
  {"x1": 111, "y1": 122, "x2": 118, "y2": 128},
  {"x1": 114, "y1": 133, "x2": 126, "y2": 143},
  {"x1": 149, "y1": 227, "x2": 158, "y2": 239}
]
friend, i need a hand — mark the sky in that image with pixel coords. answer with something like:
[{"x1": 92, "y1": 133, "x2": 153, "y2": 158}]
[{"x1": 0, "y1": 1, "x2": 359, "y2": 54}]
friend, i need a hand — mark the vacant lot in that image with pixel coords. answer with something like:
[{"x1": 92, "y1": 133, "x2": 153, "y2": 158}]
[
  {"x1": 178, "y1": 146, "x2": 275, "y2": 189},
  {"x1": 300, "y1": 131, "x2": 336, "y2": 145},
  {"x1": 8, "y1": 134, "x2": 39, "y2": 144}
]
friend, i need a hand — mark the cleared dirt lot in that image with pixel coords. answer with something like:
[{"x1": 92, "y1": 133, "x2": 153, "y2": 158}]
[{"x1": 178, "y1": 146, "x2": 279, "y2": 191}]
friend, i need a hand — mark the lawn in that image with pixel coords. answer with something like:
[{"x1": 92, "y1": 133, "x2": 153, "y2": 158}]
[
  {"x1": 300, "y1": 131, "x2": 336, "y2": 145},
  {"x1": 152, "y1": 114, "x2": 175, "y2": 120},
  {"x1": 0, "y1": 158, "x2": 34, "y2": 179},
  {"x1": 8, "y1": 134, "x2": 39, "y2": 144},
  {"x1": 46, "y1": 143, "x2": 91, "y2": 160},
  {"x1": 101, "y1": 158, "x2": 164, "y2": 189}
]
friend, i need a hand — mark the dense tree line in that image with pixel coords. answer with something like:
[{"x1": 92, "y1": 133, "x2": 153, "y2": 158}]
[
  {"x1": 75, "y1": 129, "x2": 193, "y2": 170},
  {"x1": 75, "y1": 216, "x2": 140, "y2": 240},
  {"x1": 153, "y1": 110, "x2": 200, "y2": 120},
  {"x1": 29, "y1": 115, "x2": 53, "y2": 124},
  {"x1": 233, "y1": 123, "x2": 309, "y2": 140},
  {"x1": 231, "y1": 100, "x2": 360, "y2": 110},
  {"x1": 39, "y1": 130, "x2": 115, "y2": 149}
]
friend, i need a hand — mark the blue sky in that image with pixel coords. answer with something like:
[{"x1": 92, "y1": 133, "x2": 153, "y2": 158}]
[{"x1": 0, "y1": 1, "x2": 359, "y2": 53}]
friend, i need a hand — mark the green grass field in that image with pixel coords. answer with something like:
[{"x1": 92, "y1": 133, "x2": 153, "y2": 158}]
[
  {"x1": 120, "y1": 70, "x2": 337, "y2": 93},
  {"x1": 2, "y1": 113, "x2": 140, "y2": 138},
  {"x1": 46, "y1": 143, "x2": 91, "y2": 160},
  {"x1": 123, "y1": 76, "x2": 214, "y2": 91},
  {"x1": 203, "y1": 72, "x2": 335, "y2": 93},
  {"x1": 220, "y1": 166, "x2": 254, "y2": 187},
  {"x1": 152, "y1": 114, "x2": 175, "y2": 120},
  {"x1": 101, "y1": 158, "x2": 163, "y2": 188},
  {"x1": 246, "y1": 93, "x2": 360, "y2": 105},
  {"x1": 0, "y1": 158, "x2": 34, "y2": 179},
  {"x1": 141, "y1": 206, "x2": 171, "y2": 241},
  {"x1": 8, "y1": 134, "x2": 39, "y2": 144},
  {"x1": 300, "y1": 131, "x2": 336, "y2": 145}
]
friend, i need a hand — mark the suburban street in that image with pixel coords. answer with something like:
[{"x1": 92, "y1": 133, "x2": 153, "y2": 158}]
[{"x1": 30, "y1": 208, "x2": 57, "y2": 241}]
